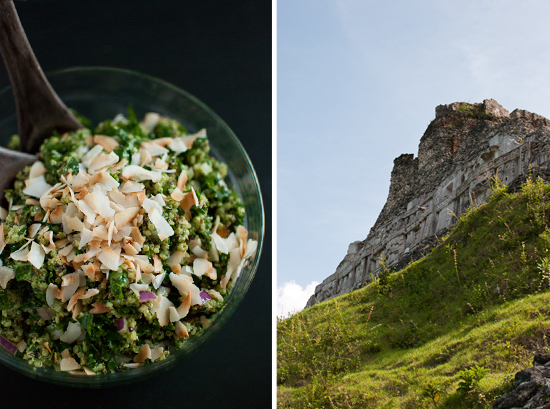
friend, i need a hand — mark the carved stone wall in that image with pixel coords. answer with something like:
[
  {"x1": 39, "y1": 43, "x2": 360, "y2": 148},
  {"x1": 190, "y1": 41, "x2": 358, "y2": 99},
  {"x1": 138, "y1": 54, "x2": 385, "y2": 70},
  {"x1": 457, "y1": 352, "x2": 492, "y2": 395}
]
[{"x1": 306, "y1": 100, "x2": 550, "y2": 308}]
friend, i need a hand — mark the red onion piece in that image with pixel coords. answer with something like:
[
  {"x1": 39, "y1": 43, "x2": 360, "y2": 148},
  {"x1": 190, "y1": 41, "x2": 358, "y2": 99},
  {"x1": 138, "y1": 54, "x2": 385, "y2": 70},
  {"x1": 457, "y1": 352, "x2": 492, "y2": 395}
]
[
  {"x1": 116, "y1": 317, "x2": 127, "y2": 332},
  {"x1": 0, "y1": 335, "x2": 18, "y2": 355},
  {"x1": 36, "y1": 307, "x2": 55, "y2": 321},
  {"x1": 139, "y1": 291, "x2": 157, "y2": 302},
  {"x1": 199, "y1": 290, "x2": 211, "y2": 305}
]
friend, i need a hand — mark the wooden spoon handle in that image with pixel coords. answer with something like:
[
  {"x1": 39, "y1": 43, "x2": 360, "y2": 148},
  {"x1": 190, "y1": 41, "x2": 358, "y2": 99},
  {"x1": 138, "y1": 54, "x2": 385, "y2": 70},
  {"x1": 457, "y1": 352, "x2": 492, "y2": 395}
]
[
  {"x1": 0, "y1": 1, "x2": 82, "y2": 154},
  {"x1": 0, "y1": 146, "x2": 37, "y2": 206}
]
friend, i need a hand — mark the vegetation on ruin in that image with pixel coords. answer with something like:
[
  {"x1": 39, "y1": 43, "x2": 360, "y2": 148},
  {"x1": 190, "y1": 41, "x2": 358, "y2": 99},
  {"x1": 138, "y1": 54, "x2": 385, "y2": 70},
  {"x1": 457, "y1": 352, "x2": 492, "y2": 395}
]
[{"x1": 277, "y1": 176, "x2": 550, "y2": 408}]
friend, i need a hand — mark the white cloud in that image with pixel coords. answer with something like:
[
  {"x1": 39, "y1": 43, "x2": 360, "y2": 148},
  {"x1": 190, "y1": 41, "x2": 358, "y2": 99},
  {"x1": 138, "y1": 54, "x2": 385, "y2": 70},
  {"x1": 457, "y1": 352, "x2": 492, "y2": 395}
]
[{"x1": 277, "y1": 280, "x2": 319, "y2": 318}]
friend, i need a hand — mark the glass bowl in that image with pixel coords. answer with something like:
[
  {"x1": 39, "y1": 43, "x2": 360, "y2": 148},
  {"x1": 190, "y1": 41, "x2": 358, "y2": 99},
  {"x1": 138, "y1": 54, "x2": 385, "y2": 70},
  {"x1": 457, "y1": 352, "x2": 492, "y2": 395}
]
[{"x1": 0, "y1": 67, "x2": 264, "y2": 387}]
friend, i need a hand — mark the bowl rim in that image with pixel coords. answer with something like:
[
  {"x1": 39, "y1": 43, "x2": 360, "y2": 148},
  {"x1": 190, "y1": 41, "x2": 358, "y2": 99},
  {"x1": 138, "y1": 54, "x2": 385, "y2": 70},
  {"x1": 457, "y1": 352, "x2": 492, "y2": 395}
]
[{"x1": 0, "y1": 66, "x2": 265, "y2": 387}]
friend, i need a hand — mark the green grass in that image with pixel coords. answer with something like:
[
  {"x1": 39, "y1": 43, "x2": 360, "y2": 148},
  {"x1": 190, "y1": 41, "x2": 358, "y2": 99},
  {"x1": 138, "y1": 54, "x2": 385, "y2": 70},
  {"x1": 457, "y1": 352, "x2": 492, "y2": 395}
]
[{"x1": 278, "y1": 177, "x2": 550, "y2": 408}]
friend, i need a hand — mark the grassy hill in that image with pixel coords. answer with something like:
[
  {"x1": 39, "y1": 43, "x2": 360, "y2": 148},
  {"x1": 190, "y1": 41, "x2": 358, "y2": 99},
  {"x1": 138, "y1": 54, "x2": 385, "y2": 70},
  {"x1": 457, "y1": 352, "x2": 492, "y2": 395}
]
[{"x1": 277, "y1": 176, "x2": 550, "y2": 408}]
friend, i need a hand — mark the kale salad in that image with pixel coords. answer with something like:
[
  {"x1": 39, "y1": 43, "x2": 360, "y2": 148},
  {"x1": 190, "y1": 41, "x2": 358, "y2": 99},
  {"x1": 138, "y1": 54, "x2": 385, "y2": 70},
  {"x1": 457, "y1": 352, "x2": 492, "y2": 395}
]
[{"x1": 0, "y1": 111, "x2": 257, "y2": 375}]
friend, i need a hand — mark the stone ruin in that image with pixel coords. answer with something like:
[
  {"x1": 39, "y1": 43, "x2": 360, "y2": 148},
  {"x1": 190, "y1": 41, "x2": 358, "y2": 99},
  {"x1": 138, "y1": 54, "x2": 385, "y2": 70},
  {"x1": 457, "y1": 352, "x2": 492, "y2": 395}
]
[{"x1": 306, "y1": 99, "x2": 550, "y2": 308}]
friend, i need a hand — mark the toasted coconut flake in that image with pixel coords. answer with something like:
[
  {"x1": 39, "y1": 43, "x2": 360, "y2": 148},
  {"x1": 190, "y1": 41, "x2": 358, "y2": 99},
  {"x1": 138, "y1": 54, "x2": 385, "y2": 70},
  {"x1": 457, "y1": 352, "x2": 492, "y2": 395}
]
[
  {"x1": 71, "y1": 172, "x2": 90, "y2": 189},
  {"x1": 59, "y1": 322, "x2": 83, "y2": 344},
  {"x1": 72, "y1": 300, "x2": 82, "y2": 320},
  {"x1": 193, "y1": 258, "x2": 214, "y2": 279},
  {"x1": 23, "y1": 176, "x2": 52, "y2": 198},
  {"x1": 167, "y1": 251, "x2": 183, "y2": 268},
  {"x1": 147, "y1": 207, "x2": 174, "y2": 240},
  {"x1": 140, "y1": 149, "x2": 152, "y2": 166},
  {"x1": 141, "y1": 141, "x2": 168, "y2": 157},
  {"x1": 220, "y1": 247, "x2": 242, "y2": 289},
  {"x1": 46, "y1": 283, "x2": 60, "y2": 306},
  {"x1": 114, "y1": 207, "x2": 140, "y2": 229},
  {"x1": 176, "y1": 170, "x2": 188, "y2": 191},
  {"x1": 120, "y1": 180, "x2": 145, "y2": 194},
  {"x1": 110, "y1": 158, "x2": 128, "y2": 172},
  {"x1": 58, "y1": 244, "x2": 74, "y2": 257},
  {"x1": 43, "y1": 231, "x2": 56, "y2": 254},
  {"x1": 16, "y1": 340, "x2": 27, "y2": 353},
  {"x1": 93, "y1": 135, "x2": 119, "y2": 153},
  {"x1": 153, "y1": 255, "x2": 162, "y2": 272},
  {"x1": 180, "y1": 128, "x2": 207, "y2": 149},
  {"x1": 81, "y1": 288, "x2": 100, "y2": 300},
  {"x1": 170, "y1": 187, "x2": 185, "y2": 202},
  {"x1": 150, "y1": 347, "x2": 164, "y2": 362},
  {"x1": 67, "y1": 287, "x2": 87, "y2": 312},
  {"x1": 92, "y1": 225, "x2": 109, "y2": 241},
  {"x1": 212, "y1": 232, "x2": 229, "y2": 254},
  {"x1": 243, "y1": 239, "x2": 258, "y2": 259},
  {"x1": 10, "y1": 243, "x2": 30, "y2": 262},
  {"x1": 82, "y1": 264, "x2": 96, "y2": 281},
  {"x1": 113, "y1": 225, "x2": 132, "y2": 242},
  {"x1": 190, "y1": 242, "x2": 208, "y2": 258},
  {"x1": 88, "y1": 152, "x2": 119, "y2": 174},
  {"x1": 28, "y1": 241, "x2": 46, "y2": 269},
  {"x1": 175, "y1": 321, "x2": 189, "y2": 339},
  {"x1": 48, "y1": 207, "x2": 63, "y2": 225},
  {"x1": 129, "y1": 283, "x2": 149, "y2": 297},
  {"x1": 169, "y1": 306, "x2": 180, "y2": 322},
  {"x1": 55, "y1": 238, "x2": 70, "y2": 249},
  {"x1": 131, "y1": 152, "x2": 141, "y2": 166},
  {"x1": 152, "y1": 272, "x2": 166, "y2": 290},
  {"x1": 89, "y1": 301, "x2": 109, "y2": 314},
  {"x1": 121, "y1": 165, "x2": 161, "y2": 182},
  {"x1": 25, "y1": 198, "x2": 40, "y2": 206},
  {"x1": 140, "y1": 273, "x2": 154, "y2": 285},
  {"x1": 60, "y1": 357, "x2": 81, "y2": 371},
  {"x1": 29, "y1": 161, "x2": 47, "y2": 179},
  {"x1": 180, "y1": 188, "x2": 198, "y2": 212},
  {"x1": 169, "y1": 273, "x2": 202, "y2": 305},
  {"x1": 77, "y1": 200, "x2": 97, "y2": 225},
  {"x1": 85, "y1": 191, "x2": 115, "y2": 218},
  {"x1": 0, "y1": 266, "x2": 15, "y2": 289},
  {"x1": 82, "y1": 366, "x2": 96, "y2": 376},
  {"x1": 60, "y1": 273, "x2": 80, "y2": 302},
  {"x1": 81, "y1": 145, "x2": 104, "y2": 168},
  {"x1": 208, "y1": 289, "x2": 223, "y2": 301},
  {"x1": 140, "y1": 112, "x2": 160, "y2": 131},
  {"x1": 131, "y1": 227, "x2": 145, "y2": 246},
  {"x1": 122, "y1": 241, "x2": 139, "y2": 255},
  {"x1": 224, "y1": 232, "x2": 239, "y2": 252},
  {"x1": 109, "y1": 189, "x2": 140, "y2": 209},
  {"x1": 169, "y1": 137, "x2": 187, "y2": 154},
  {"x1": 66, "y1": 216, "x2": 85, "y2": 233},
  {"x1": 176, "y1": 292, "x2": 191, "y2": 319},
  {"x1": 79, "y1": 228, "x2": 93, "y2": 250},
  {"x1": 89, "y1": 172, "x2": 119, "y2": 192},
  {"x1": 97, "y1": 246, "x2": 121, "y2": 271},
  {"x1": 151, "y1": 295, "x2": 174, "y2": 327},
  {"x1": 0, "y1": 207, "x2": 7, "y2": 221},
  {"x1": 126, "y1": 254, "x2": 155, "y2": 273},
  {"x1": 154, "y1": 158, "x2": 169, "y2": 170},
  {"x1": 134, "y1": 344, "x2": 152, "y2": 363}
]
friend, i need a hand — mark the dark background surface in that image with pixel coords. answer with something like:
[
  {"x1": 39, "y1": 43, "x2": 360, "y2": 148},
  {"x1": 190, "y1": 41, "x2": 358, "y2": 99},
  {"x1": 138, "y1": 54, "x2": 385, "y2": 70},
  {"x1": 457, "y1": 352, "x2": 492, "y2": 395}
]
[{"x1": 0, "y1": 1, "x2": 272, "y2": 407}]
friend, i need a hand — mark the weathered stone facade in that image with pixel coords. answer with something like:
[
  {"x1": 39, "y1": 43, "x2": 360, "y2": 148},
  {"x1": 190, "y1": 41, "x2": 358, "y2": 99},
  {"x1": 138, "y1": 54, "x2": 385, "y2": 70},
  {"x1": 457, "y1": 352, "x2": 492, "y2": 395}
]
[{"x1": 306, "y1": 99, "x2": 550, "y2": 308}]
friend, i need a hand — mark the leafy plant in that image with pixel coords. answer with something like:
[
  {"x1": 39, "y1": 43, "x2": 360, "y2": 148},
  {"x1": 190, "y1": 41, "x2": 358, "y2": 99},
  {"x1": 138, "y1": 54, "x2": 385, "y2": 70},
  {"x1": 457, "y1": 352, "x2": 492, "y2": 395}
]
[
  {"x1": 456, "y1": 365, "x2": 490, "y2": 393},
  {"x1": 421, "y1": 380, "x2": 446, "y2": 407}
]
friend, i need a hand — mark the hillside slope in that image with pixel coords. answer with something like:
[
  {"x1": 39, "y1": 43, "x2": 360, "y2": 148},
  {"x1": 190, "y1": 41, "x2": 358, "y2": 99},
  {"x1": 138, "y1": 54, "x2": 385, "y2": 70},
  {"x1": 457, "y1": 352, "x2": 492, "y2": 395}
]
[{"x1": 278, "y1": 177, "x2": 550, "y2": 408}]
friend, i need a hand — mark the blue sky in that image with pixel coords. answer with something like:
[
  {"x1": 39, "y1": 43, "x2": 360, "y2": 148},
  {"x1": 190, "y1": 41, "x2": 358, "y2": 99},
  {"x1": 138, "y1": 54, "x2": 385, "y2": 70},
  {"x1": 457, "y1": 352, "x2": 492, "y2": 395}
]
[{"x1": 277, "y1": 0, "x2": 550, "y2": 316}]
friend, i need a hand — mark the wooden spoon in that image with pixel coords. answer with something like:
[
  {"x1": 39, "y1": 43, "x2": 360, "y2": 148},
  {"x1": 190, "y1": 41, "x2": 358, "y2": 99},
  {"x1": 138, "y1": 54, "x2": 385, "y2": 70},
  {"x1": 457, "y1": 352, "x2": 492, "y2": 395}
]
[
  {"x1": 0, "y1": 1, "x2": 83, "y2": 155},
  {"x1": 0, "y1": 1, "x2": 83, "y2": 205}
]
